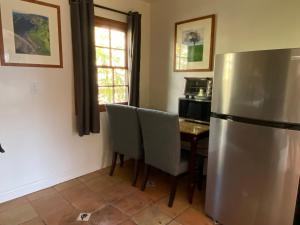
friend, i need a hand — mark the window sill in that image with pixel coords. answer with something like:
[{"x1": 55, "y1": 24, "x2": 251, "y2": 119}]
[
  {"x1": 99, "y1": 105, "x2": 106, "y2": 112},
  {"x1": 99, "y1": 102, "x2": 129, "y2": 112}
]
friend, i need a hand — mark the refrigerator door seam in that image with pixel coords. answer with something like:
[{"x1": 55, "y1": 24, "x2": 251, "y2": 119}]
[{"x1": 211, "y1": 112, "x2": 300, "y2": 131}]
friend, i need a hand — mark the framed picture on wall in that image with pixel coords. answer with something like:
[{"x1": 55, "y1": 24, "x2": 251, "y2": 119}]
[
  {"x1": 174, "y1": 14, "x2": 215, "y2": 72},
  {"x1": 0, "y1": 0, "x2": 63, "y2": 68}
]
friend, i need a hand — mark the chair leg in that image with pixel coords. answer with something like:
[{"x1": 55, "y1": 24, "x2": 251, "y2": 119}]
[
  {"x1": 197, "y1": 156, "x2": 205, "y2": 191},
  {"x1": 168, "y1": 176, "x2": 178, "y2": 207},
  {"x1": 109, "y1": 152, "x2": 118, "y2": 176},
  {"x1": 132, "y1": 159, "x2": 140, "y2": 186},
  {"x1": 119, "y1": 154, "x2": 124, "y2": 167},
  {"x1": 189, "y1": 155, "x2": 205, "y2": 203},
  {"x1": 141, "y1": 164, "x2": 151, "y2": 191},
  {"x1": 197, "y1": 176, "x2": 203, "y2": 191},
  {"x1": 189, "y1": 181, "x2": 196, "y2": 204}
]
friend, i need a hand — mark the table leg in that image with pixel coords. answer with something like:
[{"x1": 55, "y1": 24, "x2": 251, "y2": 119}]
[{"x1": 188, "y1": 137, "x2": 198, "y2": 204}]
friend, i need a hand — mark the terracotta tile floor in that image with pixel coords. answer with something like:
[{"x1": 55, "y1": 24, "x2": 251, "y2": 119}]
[{"x1": 0, "y1": 160, "x2": 213, "y2": 225}]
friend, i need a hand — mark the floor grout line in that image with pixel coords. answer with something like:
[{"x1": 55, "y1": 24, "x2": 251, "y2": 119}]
[{"x1": 1, "y1": 161, "x2": 211, "y2": 225}]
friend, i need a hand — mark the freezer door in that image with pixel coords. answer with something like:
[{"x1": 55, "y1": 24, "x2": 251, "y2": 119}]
[
  {"x1": 206, "y1": 117, "x2": 300, "y2": 225},
  {"x1": 212, "y1": 48, "x2": 300, "y2": 124}
]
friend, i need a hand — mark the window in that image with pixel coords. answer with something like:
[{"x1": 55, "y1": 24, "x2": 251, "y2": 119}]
[{"x1": 94, "y1": 17, "x2": 128, "y2": 110}]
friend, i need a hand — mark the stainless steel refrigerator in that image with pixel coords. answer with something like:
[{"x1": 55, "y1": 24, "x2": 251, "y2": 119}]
[{"x1": 205, "y1": 48, "x2": 300, "y2": 225}]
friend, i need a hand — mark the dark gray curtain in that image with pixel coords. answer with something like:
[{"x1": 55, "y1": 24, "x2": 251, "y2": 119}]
[
  {"x1": 128, "y1": 12, "x2": 142, "y2": 107},
  {"x1": 69, "y1": 0, "x2": 100, "y2": 136}
]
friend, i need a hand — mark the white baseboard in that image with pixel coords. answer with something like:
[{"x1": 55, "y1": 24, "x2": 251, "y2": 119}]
[{"x1": 0, "y1": 164, "x2": 103, "y2": 204}]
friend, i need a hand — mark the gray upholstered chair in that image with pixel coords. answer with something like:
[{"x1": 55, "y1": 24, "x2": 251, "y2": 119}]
[
  {"x1": 137, "y1": 108, "x2": 189, "y2": 207},
  {"x1": 106, "y1": 104, "x2": 143, "y2": 186}
]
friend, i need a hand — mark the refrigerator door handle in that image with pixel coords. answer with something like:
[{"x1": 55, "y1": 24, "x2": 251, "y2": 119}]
[{"x1": 226, "y1": 116, "x2": 234, "y2": 122}]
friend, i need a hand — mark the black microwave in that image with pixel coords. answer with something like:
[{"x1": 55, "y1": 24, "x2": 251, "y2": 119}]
[{"x1": 178, "y1": 98, "x2": 211, "y2": 124}]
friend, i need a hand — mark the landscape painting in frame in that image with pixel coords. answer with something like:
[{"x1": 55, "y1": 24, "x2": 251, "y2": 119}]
[
  {"x1": 174, "y1": 15, "x2": 215, "y2": 72},
  {"x1": 0, "y1": 0, "x2": 63, "y2": 68}
]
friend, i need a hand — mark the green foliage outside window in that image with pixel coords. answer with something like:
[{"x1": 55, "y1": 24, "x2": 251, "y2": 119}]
[{"x1": 95, "y1": 26, "x2": 128, "y2": 105}]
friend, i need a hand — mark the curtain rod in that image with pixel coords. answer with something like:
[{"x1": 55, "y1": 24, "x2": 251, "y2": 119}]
[{"x1": 94, "y1": 4, "x2": 129, "y2": 16}]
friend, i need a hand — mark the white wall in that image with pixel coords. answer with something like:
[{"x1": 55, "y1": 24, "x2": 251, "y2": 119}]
[
  {"x1": 3, "y1": 0, "x2": 299, "y2": 204},
  {"x1": 0, "y1": 0, "x2": 150, "y2": 203},
  {"x1": 149, "y1": 0, "x2": 300, "y2": 112}
]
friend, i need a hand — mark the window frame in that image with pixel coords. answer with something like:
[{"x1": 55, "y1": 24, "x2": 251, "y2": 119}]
[{"x1": 94, "y1": 17, "x2": 129, "y2": 112}]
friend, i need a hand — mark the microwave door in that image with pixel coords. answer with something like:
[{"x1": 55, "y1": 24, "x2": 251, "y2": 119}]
[{"x1": 179, "y1": 99, "x2": 211, "y2": 123}]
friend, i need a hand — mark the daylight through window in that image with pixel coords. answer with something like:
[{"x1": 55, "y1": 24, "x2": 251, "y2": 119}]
[{"x1": 94, "y1": 17, "x2": 128, "y2": 108}]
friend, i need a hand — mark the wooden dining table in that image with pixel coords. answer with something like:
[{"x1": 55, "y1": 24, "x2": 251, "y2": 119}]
[{"x1": 179, "y1": 119, "x2": 210, "y2": 203}]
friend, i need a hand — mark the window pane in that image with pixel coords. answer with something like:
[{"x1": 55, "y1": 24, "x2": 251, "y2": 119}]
[
  {"x1": 96, "y1": 47, "x2": 110, "y2": 66},
  {"x1": 112, "y1": 49, "x2": 125, "y2": 67},
  {"x1": 114, "y1": 86, "x2": 128, "y2": 103},
  {"x1": 114, "y1": 69, "x2": 127, "y2": 85},
  {"x1": 99, "y1": 87, "x2": 113, "y2": 104},
  {"x1": 111, "y1": 30, "x2": 125, "y2": 49},
  {"x1": 98, "y1": 68, "x2": 113, "y2": 86},
  {"x1": 95, "y1": 27, "x2": 109, "y2": 47}
]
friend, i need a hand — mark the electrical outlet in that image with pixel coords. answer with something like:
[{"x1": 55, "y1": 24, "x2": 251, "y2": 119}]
[{"x1": 30, "y1": 81, "x2": 40, "y2": 95}]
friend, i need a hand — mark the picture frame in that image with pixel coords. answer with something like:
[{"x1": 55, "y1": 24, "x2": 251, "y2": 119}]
[
  {"x1": 174, "y1": 14, "x2": 215, "y2": 72},
  {"x1": 0, "y1": 0, "x2": 63, "y2": 68}
]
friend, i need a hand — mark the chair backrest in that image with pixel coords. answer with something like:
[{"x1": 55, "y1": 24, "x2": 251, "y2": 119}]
[
  {"x1": 137, "y1": 108, "x2": 181, "y2": 175},
  {"x1": 106, "y1": 104, "x2": 142, "y2": 159}
]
